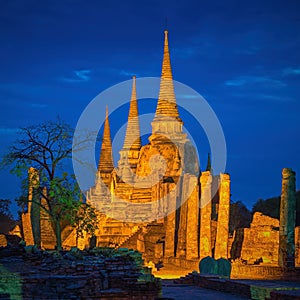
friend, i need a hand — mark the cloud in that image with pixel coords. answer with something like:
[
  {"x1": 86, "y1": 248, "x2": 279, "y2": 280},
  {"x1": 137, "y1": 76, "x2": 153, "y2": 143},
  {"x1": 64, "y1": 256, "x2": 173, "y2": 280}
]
[
  {"x1": 0, "y1": 127, "x2": 20, "y2": 135},
  {"x1": 74, "y1": 70, "x2": 91, "y2": 81},
  {"x1": 282, "y1": 67, "x2": 300, "y2": 76},
  {"x1": 177, "y1": 94, "x2": 199, "y2": 99},
  {"x1": 231, "y1": 93, "x2": 294, "y2": 104},
  {"x1": 61, "y1": 69, "x2": 91, "y2": 83},
  {"x1": 257, "y1": 94, "x2": 293, "y2": 102},
  {"x1": 30, "y1": 103, "x2": 48, "y2": 108},
  {"x1": 224, "y1": 75, "x2": 286, "y2": 88},
  {"x1": 234, "y1": 46, "x2": 260, "y2": 55},
  {"x1": 119, "y1": 69, "x2": 139, "y2": 77},
  {"x1": 0, "y1": 83, "x2": 46, "y2": 95},
  {"x1": 225, "y1": 78, "x2": 248, "y2": 87}
]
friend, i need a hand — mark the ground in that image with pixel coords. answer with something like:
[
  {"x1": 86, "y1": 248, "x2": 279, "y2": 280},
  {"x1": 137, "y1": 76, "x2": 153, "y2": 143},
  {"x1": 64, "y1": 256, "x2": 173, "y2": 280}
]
[
  {"x1": 161, "y1": 280, "x2": 250, "y2": 300},
  {"x1": 152, "y1": 263, "x2": 193, "y2": 279}
]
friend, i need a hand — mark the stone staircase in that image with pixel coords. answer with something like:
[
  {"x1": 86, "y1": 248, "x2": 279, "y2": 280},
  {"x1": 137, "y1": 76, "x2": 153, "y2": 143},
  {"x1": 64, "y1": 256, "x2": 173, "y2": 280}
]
[
  {"x1": 173, "y1": 272, "x2": 195, "y2": 285},
  {"x1": 117, "y1": 223, "x2": 166, "y2": 265},
  {"x1": 117, "y1": 226, "x2": 143, "y2": 250}
]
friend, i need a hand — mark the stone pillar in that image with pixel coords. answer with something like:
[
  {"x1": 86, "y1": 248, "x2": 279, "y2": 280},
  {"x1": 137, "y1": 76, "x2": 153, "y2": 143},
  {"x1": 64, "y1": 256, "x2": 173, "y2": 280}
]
[
  {"x1": 186, "y1": 174, "x2": 199, "y2": 260},
  {"x1": 199, "y1": 171, "x2": 212, "y2": 260},
  {"x1": 29, "y1": 167, "x2": 40, "y2": 247},
  {"x1": 22, "y1": 168, "x2": 39, "y2": 246},
  {"x1": 214, "y1": 173, "x2": 230, "y2": 259},
  {"x1": 176, "y1": 176, "x2": 187, "y2": 257},
  {"x1": 164, "y1": 183, "x2": 177, "y2": 258},
  {"x1": 28, "y1": 167, "x2": 37, "y2": 213},
  {"x1": 279, "y1": 168, "x2": 296, "y2": 269},
  {"x1": 40, "y1": 186, "x2": 56, "y2": 249},
  {"x1": 295, "y1": 227, "x2": 300, "y2": 266},
  {"x1": 21, "y1": 213, "x2": 34, "y2": 246},
  {"x1": 151, "y1": 178, "x2": 161, "y2": 221}
]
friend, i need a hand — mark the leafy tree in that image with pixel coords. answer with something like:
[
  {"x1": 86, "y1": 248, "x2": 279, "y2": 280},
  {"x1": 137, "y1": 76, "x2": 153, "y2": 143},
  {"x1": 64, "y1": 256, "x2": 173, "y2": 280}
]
[
  {"x1": 15, "y1": 194, "x2": 28, "y2": 214},
  {"x1": 69, "y1": 201, "x2": 98, "y2": 248},
  {"x1": 42, "y1": 172, "x2": 81, "y2": 249},
  {"x1": 0, "y1": 199, "x2": 15, "y2": 234},
  {"x1": 0, "y1": 119, "x2": 97, "y2": 250}
]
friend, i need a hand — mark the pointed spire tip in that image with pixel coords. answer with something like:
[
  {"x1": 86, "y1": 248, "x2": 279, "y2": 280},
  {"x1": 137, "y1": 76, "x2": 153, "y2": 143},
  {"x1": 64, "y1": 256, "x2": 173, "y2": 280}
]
[
  {"x1": 206, "y1": 153, "x2": 212, "y2": 173},
  {"x1": 98, "y1": 105, "x2": 114, "y2": 173}
]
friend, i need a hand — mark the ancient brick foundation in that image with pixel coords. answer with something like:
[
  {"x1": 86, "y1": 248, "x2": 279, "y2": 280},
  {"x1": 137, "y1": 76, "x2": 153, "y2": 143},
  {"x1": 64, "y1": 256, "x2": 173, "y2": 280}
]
[
  {"x1": 0, "y1": 247, "x2": 161, "y2": 299},
  {"x1": 231, "y1": 264, "x2": 285, "y2": 279}
]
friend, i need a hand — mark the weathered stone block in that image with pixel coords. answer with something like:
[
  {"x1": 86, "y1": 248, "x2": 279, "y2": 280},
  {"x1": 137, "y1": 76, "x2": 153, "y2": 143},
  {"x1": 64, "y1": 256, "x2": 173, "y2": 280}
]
[
  {"x1": 199, "y1": 256, "x2": 218, "y2": 275},
  {"x1": 216, "y1": 258, "x2": 231, "y2": 278},
  {"x1": 0, "y1": 234, "x2": 7, "y2": 247}
]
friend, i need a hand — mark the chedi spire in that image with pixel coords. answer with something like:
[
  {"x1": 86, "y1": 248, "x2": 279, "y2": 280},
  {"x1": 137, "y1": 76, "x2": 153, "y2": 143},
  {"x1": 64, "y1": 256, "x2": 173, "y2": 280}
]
[
  {"x1": 154, "y1": 30, "x2": 181, "y2": 121},
  {"x1": 123, "y1": 76, "x2": 141, "y2": 151},
  {"x1": 98, "y1": 106, "x2": 114, "y2": 173}
]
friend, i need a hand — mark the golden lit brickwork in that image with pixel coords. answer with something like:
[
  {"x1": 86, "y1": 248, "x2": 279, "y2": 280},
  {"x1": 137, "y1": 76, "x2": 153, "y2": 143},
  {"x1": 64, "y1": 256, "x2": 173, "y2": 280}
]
[
  {"x1": 199, "y1": 171, "x2": 213, "y2": 260},
  {"x1": 19, "y1": 30, "x2": 299, "y2": 278},
  {"x1": 214, "y1": 173, "x2": 230, "y2": 259},
  {"x1": 98, "y1": 107, "x2": 114, "y2": 181}
]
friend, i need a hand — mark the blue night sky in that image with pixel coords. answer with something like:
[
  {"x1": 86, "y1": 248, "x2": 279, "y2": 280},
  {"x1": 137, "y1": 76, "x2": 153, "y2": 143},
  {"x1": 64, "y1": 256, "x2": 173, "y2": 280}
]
[{"x1": 0, "y1": 0, "x2": 300, "y2": 216}]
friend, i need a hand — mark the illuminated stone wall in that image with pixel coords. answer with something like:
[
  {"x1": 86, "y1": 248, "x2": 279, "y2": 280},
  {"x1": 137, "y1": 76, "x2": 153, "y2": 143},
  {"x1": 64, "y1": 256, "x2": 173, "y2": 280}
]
[{"x1": 239, "y1": 212, "x2": 279, "y2": 264}]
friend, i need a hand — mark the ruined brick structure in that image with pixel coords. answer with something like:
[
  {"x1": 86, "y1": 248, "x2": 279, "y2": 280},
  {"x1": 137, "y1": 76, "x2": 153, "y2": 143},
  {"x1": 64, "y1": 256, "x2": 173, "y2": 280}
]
[
  {"x1": 86, "y1": 31, "x2": 231, "y2": 264},
  {"x1": 232, "y1": 212, "x2": 280, "y2": 265},
  {"x1": 230, "y1": 168, "x2": 298, "y2": 278}
]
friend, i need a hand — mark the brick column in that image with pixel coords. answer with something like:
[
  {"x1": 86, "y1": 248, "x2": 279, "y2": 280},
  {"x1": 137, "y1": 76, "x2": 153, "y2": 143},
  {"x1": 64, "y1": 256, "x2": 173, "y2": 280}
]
[
  {"x1": 164, "y1": 183, "x2": 177, "y2": 257},
  {"x1": 214, "y1": 173, "x2": 230, "y2": 259},
  {"x1": 199, "y1": 171, "x2": 212, "y2": 260},
  {"x1": 186, "y1": 174, "x2": 199, "y2": 260},
  {"x1": 176, "y1": 175, "x2": 188, "y2": 258}
]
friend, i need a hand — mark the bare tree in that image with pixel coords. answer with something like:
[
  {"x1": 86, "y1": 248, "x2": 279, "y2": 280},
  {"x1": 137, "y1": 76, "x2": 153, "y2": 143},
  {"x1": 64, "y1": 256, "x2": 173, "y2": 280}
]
[{"x1": 1, "y1": 118, "x2": 97, "y2": 250}]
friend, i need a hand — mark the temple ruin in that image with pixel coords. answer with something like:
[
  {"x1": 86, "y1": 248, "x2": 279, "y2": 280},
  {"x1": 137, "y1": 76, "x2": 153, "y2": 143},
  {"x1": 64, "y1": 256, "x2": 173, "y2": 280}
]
[
  {"x1": 85, "y1": 30, "x2": 232, "y2": 266},
  {"x1": 18, "y1": 31, "x2": 299, "y2": 278}
]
